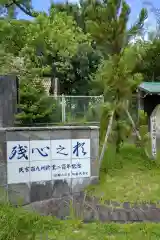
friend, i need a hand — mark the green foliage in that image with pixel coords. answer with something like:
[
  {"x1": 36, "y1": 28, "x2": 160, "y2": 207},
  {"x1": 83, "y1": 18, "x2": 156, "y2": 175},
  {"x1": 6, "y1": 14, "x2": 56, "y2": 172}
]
[
  {"x1": 95, "y1": 45, "x2": 144, "y2": 100},
  {"x1": 92, "y1": 144, "x2": 160, "y2": 202},
  {"x1": 83, "y1": 0, "x2": 147, "y2": 56},
  {"x1": 52, "y1": 43, "x2": 102, "y2": 95},
  {"x1": 92, "y1": 0, "x2": 147, "y2": 153},
  {"x1": 135, "y1": 39, "x2": 160, "y2": 81},
  {"x1": 0, "y1": 0, "x2": 153, "y2": 131},
  {"x1": 20, "y1": 11, "x2": 90, "y2": 66},
  {"x1": 85, "y1": 102, "x2": 103, "y2": 122},
  {"x1": 136, "y1": 109, "x2": 151, "y2": 157},
  {"x1": 0, "y1": 19, "x2": 31, "y2": 55},
  {"x1": 0, "y1": 203, "x2": 63, "y2": 240},
  {"x1": 0, "y1": 44, "x2": 22, "y2": 74},
  {"x1": 16, "y1": 10, "x2": 94, "y2": 95},
  {"x1": 95, "y1": 46, "x2": 144, "y2": 152},
  {"x1": 15, "y1": 78, "x2": 61, "y2": 126},
  {"x1": 2, "y1": 202, "x2": 160, "y2": 239},
  {"x1": 138, "y1": 109, "x2": 148, "y2": 126}
]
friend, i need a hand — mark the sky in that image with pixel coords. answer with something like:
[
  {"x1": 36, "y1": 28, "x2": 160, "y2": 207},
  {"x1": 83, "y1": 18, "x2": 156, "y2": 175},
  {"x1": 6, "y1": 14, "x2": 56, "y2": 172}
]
[{"x1": 17, "y1": 0, "x2": 160, "y2": 30}]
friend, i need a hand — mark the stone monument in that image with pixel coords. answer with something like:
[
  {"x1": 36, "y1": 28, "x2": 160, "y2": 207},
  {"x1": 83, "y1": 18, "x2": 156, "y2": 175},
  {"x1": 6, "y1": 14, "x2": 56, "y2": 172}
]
[
  {"x1": 150, "y1": 104, "x2": 160, "y2": 159},
  {"x1": 0, "y1": 75, "x2": 19, "y2": 127},
  {"x1": 0, "y1": 75, "x2": 100, "y2": 205}
]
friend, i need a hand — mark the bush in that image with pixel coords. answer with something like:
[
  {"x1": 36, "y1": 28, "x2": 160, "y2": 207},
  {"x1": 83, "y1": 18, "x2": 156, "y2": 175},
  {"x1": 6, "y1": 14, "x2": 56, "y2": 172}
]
[
  {"x1": 0, "y1": 203, "x2": 63, "y2": 240},
  {"x1": 85, "y1": 103, "x2": 102, "y2": 122},
  {"x1": 15, "y1": 78, "x2": 61, "y2": 126},
  {"x1": 1, "y1": 197, "x2": 160, "y2": 239},
  {"x1": 0, "y1": 203, "x2": 83, "y2": 240}
]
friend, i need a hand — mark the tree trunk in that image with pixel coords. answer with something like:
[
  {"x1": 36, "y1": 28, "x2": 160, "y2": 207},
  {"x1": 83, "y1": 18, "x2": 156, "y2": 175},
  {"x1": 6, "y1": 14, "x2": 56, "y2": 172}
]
[
  {"x1": 115, "y1": 111, "x2": 121, "y2": 153},
  {"x1": 49, "y1": 75, "x2": 54, "y2": 95},
  {"x1": 115, "y1": 91, "x2": 121, "y2": 153}
]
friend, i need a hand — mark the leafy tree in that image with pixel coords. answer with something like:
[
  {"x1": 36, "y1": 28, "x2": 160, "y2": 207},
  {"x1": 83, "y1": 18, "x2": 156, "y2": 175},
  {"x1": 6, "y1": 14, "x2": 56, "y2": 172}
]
[
  {"x1": 0, "y1": 10, "x2": 100, "y2": 95},
  {"x1": 0, "y1": 18, "x2": 30, "y2": 55},
  {"x1": 19, "y1": 10, "x2": 90, "y2": 95},
  {"x1": 135, "y1": 38, "x2": 160, "y2": 82},
  {"x1": 51, "y1": 43, "x2": 102, "y2": 95},
  {"x1": 0, "y1": 0, "x2": 150, "y2": 133},
  {"x1": 21, "y1": 10, "x2": 89, "y2": 61},
  {"x1": 0, "y1": 44, "x2": 23, "y2": 74},
  {"x1": 49, "y1": 0, "x2": 100, "y2": 33}
]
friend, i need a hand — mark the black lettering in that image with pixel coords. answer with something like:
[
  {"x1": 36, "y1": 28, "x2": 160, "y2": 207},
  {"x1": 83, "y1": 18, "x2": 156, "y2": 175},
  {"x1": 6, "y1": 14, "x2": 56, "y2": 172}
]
[
  {"x1": 25, "y1": 167, "x2": 29, "y2": 172},
  {"x1": 45, "y1": 165, "x2": 50, "y2": 170},
  {"x1": 19, "y1": 167, "x2": 24, "y2": 173},
  {"x1": 72, "y1": 164, "x2": 77, "y2": 169},
  {"x1": 41, "y1": 165, "x2": 46, "y2": 171},
  {"x1": 77, "y1": 163, "x2": 81, "y2": 168},
  {"x1": 36, "y1": 166, "x2": 40, "y2": 171},
  {"x1": 67, "y1": 164, "x2": 71, "y2": 169},
  {"x1": 52, "y1": 165, "x2": 56, "y2": 170},
  {"x1": 61, "y1": 164, "x2": 66, "y2": 170},
  {"x1": 31, "y1": 166, "x2": 36, "y2": 172}
]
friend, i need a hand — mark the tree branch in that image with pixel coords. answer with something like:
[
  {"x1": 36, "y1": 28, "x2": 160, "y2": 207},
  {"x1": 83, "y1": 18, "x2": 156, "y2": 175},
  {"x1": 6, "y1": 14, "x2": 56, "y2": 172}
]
[{"x1": 5, "y1": 0, "x2": 38, "y2": 17}]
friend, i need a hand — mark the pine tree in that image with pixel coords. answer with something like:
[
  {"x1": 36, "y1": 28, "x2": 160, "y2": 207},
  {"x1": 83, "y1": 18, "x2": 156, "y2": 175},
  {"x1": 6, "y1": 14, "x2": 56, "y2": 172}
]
[
  {"x1": 15, "y1": 78, "x2": 61, "y2": 126},
  {"x1": 88, "y1": 0, "x2": 148, "y2": 155}
]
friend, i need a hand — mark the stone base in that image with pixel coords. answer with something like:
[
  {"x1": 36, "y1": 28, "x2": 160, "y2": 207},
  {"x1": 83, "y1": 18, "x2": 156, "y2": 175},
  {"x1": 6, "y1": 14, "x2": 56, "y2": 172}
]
[
  {"x1": 7, "y1": 177, "x2": 99, "y2": 205},
  {"x1": 23, "y1": 193, "x2": 160, "y2": 222}
]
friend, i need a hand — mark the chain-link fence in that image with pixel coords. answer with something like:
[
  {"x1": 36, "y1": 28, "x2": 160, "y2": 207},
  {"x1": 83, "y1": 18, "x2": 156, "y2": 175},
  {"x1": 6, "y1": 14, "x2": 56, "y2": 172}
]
[
  {"x1": 14, "y1": 94, "x2": 104, "y2": 127},
  {"x1": 15, "y1": 92, "x2": 137, "y2": 127},
  {"x1": 57, "y1": 95, "x2": 104, "y2": 124},
  {"x1": 58, "y1": 95, "x2": 137, "y2": 124},
  {"x1": 28, "y1": 94, "x2": 104, "y2": 125}
]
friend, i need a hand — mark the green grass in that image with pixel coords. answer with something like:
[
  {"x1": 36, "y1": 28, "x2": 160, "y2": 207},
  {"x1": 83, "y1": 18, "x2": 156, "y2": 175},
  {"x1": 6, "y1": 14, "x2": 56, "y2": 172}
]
[
  {"x1": 1, "y1": 203, "x2": 160, "y2": 239},
  {"x1": 2, "y1": 144, "x2": 160, "y2": 239},
  {"x1": 44, "y1": 222, "x2": 160, "y2": 239},
  {"x1": 86, "y1": 144, "x2": 160, "y2": 203}
]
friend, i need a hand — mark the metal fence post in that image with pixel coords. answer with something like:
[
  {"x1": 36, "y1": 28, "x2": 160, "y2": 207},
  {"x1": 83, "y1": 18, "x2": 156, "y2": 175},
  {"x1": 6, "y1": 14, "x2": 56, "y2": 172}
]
[
  {"x1": 64, "y1": 96, "x2": 66, "y2": 122},
  {"x1": 61, "y1": 94, "x2": 66, "y2": 123},
  {"x1": 61, "y1": 94, "x2": 64, "y2": 122},
  {"x1": 57, "y1": 94, "x2": 104, "y2": 123}
]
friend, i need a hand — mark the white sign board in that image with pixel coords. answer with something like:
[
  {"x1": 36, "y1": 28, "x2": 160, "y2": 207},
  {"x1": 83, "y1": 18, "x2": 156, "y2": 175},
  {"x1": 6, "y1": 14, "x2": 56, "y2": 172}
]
[
  {"x1": 7, "y1": 139, "x2": 90, "y2": 184},
  {"x1": 150, "y1": 116, "x2": 157, "y2": 158}
]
